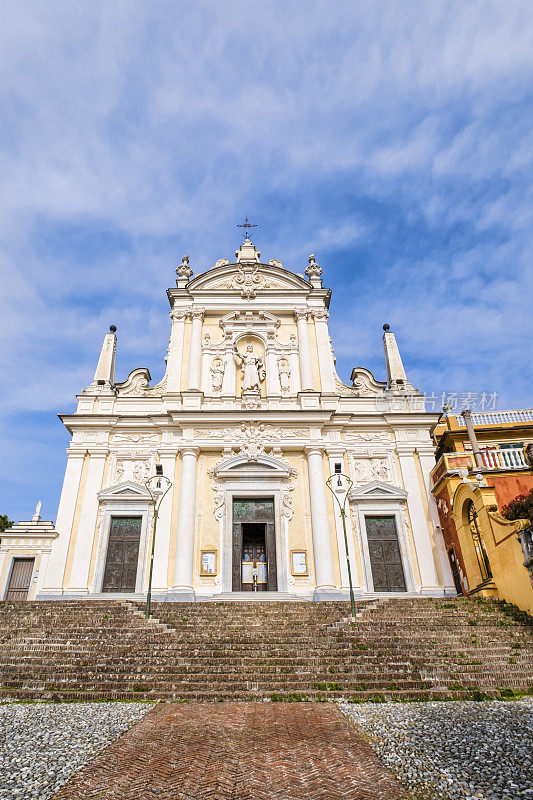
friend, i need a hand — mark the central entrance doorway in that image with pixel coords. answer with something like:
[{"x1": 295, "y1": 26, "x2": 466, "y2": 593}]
[{"x1": 232, "y1": 498, "x2": 277, "y2": 592}]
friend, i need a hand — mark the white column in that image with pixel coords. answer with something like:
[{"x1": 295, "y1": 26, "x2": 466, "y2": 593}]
[
  {"x1": 295, "y1": 309, "x2": 314, "y2": 391},
  {"x1": 313, "y1": 310, "x2": 335, "y2": 393},
  {"x1": 172, "y1": 447, "x2": 199, "y2": 595},
  {"x1": 151, "y1": 453, "x2": 177, "y2": 590},
  {"x1": 306, "y1": 447, "x2": 336, "y2": 591},
  {"x1": 68, "y1": 452, "x2": 107, "y2": 592},
  {"x1": 41, "y1": 450, "x2": 86, "y2": 594},
  {"x1": 166, "y1": 308, "x2": 187, "y2": 392},
  {"x1": 397, "y1": 448, "x2": 440, "y2": 590},
  {"x1": 187, "y1": 308, "x2": 204, "y2": 391}
]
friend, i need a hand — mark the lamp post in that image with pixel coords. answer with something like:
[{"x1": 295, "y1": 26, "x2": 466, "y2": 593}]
[
  {"x1": 326, "y1": 470, "x2": 356, "y2": 619},
  {"x1": 144, "y1": 465, "x2": 172, "y2": 619}
]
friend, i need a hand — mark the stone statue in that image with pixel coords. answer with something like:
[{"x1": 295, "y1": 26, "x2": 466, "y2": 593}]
[
  {"x1": 278, "y1": 358, "x2": 291, "y2": 394},
  {"x1": 211, "y1": 356, "x2": 225, "y2": 393},
  {"x1": 234, "y1": 343, "x2": 265, "y2": 393}
]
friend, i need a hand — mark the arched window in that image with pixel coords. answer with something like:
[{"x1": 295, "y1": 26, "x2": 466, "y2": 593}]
[{"x1": 466, "y1": 500, "x2": 492, "y2": 582}]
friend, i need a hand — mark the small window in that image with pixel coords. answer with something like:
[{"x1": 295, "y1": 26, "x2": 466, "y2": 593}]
[{"x1": 334, "y1": 463, "x2": 342, "y2": 474}]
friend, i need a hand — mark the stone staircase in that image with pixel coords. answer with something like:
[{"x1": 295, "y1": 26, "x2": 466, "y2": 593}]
[{"x1": 0, "y1": 598, "x2": 531, "y2": 702}]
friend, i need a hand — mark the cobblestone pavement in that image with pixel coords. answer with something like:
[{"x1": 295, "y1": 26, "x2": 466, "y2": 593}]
[
  {"x1": 341, "y1": 699, "x2": 533, "y2": 800},
  {"x1": 0, "y1": 702, "x2": 153, "y2": 800},
  {"x1": 52, "y1": 702, "x2": 405, "y2": 800}
]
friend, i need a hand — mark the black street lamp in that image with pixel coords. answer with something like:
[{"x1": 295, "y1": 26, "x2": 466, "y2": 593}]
[
  {"x1": 144, "y1": 464, "x2": 172, "y2": 619},
  {"x1": 326, "y1": 470, "x2": 356, "y2": 619}
]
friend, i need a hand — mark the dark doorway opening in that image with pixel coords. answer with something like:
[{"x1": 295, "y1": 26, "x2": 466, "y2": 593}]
[
  {"x1": 448, "y1": 548, "x2": 463, "y2": 595},
  {"x1": 232, "y1": 498, "x2": 277, "y2": 592},
  {"x1": 5, "y1": 558, "x2": 34, "y2": 601},
  {"x1": 241, "y1": 523, "x2": 268, "y2": 592}
]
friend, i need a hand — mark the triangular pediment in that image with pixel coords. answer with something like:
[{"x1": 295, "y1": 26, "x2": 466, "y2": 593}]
[
  {"x1": 349, "y1": 481, "x2": 407, "y2": 502},
  {"x1": 98, "y1": 482, "x2": 152, "y2": 501}
]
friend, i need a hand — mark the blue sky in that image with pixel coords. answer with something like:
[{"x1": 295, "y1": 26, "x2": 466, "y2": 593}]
[{"x1": 1, "y1": 0, "x2": 532, "y2": 522}]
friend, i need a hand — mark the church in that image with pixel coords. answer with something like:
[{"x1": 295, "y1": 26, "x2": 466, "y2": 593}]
[{"x1": 2, "y1": 235, "x2": 455, "y2": 601}]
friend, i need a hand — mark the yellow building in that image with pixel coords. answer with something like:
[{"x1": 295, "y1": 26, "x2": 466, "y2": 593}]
[
  {"x1": 431, "y1": 409, "x2": 533, "y2": 614},
  {"x1": 1, "y1": 237, "x2": 456, "y2": 602}
]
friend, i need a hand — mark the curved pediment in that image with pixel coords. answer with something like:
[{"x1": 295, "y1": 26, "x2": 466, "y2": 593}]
[{"x1": 189, "y1": 261, "x2": 312, "y2": 297}]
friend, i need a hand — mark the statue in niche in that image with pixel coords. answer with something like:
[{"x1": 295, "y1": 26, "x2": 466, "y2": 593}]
[
  {"x1": 278, "y1": 358, "x2": 291, "y2": 394},
  {"x1": 234, "y1": 343, "x2": 265, "y2": 394},
  {"x1": 211, "y1": 356, "x2": 225, "y2": 394}
]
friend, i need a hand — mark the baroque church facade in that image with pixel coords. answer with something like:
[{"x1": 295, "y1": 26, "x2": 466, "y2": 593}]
[{"x1": 3, "y1": 237, "x2": 455, "y2": 601}]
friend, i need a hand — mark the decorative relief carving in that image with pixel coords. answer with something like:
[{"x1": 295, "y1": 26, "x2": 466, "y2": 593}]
[
  {"x1": 214, "y1": 258, "x2": 230, "y2": 267},
  {"x1": 193, "y1": 425, "x2": 309, "y2": 440},
  {"x1": 114, "y1": 433, "x2": 159, "y2": 444},
  {"x1": 345, "y1": 431, "x2": 391, "y2": 443},
  {"x1": 232, "y1": 263, "x2": 265, "y2": 298},
  {"x1": 268, "y1": 259, "x2": 283, "y2": 268},
  {"x1": 113, "y1": 458, "x2": 151, "y2": 485},
  {"x1": 351, "y1": 458, "x2": 390, "y2": 484}
]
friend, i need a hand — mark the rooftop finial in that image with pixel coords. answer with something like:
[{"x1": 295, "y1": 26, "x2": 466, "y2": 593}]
[{"x1": 237, "y1": 216, "x2": 257, "y2": 240}]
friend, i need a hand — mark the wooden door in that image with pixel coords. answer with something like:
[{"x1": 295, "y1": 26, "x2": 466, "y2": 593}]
[
  {"x1": 365, "y1": 516, "x2": 406, "y2": 592},
  {"x1": 6, "y1": 558, "x2": 34, "y2": 601},
  {"x1": 102, "y1": 516, "x2": 142, "y2": 593}
]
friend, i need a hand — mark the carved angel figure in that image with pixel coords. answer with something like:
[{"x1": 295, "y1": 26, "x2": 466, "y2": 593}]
[{"x1": 234, "y1": 344, "x2": 265, "y2": 393}]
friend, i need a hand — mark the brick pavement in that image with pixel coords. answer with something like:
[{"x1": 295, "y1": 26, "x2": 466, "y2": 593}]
[{"x1": 52, "y1": 702, "x2": 405, "y2": 800}]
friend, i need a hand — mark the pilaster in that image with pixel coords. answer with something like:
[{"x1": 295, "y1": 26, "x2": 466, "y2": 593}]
[
  {"x1": 397, "y1": 446, "x2": 440, "y2": 591},
  {"x1": 67, "y1": 452, "x2": 107, "y2": 593},
  {"x1": 313, "y1": 310, "x2": 335, "y2": 394},
  {"x1": 187, "y1": 308, "x2": 204, "y2": 391},
  {"x1": 40, "y1": 450, "x2": 86, "y2": 594},
  {"x1": 295, "y1": 308, "x2": 314, "y2": 391}
]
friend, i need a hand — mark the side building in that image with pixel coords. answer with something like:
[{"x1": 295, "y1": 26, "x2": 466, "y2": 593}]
[
  {"x1": 431, "y1": 409, "x2": 533, "y2": 613},
  {"x1": 1, "y1": 238, "x2": 455, "y2": 602}
]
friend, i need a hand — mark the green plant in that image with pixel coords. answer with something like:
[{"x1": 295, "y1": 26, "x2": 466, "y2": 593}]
[
  {"x1": 314, "y1": 682, "x2": 327, "y2": 691},
  {"x1": 357, "y1": 643, "x2": 368, "y2": 651},
  {"x1": 468, "y1": 620, "x2": 479, "y2": 626},
  {"x1": 327, "y1": 665, "x2": 336, "y2": 674},
  {"x1": 470, "y1": 689, "x2": 488, "y2": 701},
  {"x1": 328, "y1": 682, "x2": 343, "y2": 691},
  {"x1": 501, "y1": 489, "x2": 533, "y2": 522}
]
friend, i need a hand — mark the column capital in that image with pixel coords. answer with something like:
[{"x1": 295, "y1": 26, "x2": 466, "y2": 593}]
[
  {"x1": 294, "y1": 307, "x2": 310, "y2": 321},
  {"x1": 190, "y1": 307, "x2": 205, "y2": 320},
  {"x1": 65, "y1": 448, "x2": 88, "y2": 460},
  {"x1": 170, "y1": 306, "x2": 188, "y2": 321},
  {"x1": 310, "y1": 309, "x2": 329, "y2": 321},
  {"x1": 305, "y1": 445, "x2": 324, "y2": 458},
  {"x1": 180, "y1": 445, "x2": 200, "y2": 457}
]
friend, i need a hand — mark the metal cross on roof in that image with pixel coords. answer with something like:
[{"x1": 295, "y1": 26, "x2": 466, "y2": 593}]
[{"x1": 237, "y1": 217, "x2": 258, "y2": 239}]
